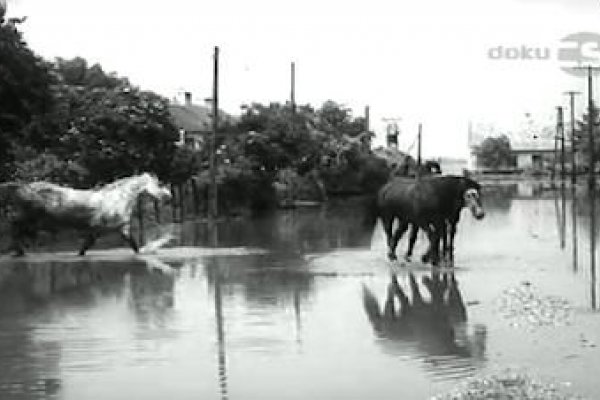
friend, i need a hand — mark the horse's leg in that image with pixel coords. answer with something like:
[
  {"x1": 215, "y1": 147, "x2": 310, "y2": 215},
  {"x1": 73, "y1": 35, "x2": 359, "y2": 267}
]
[
  {"x1": 420, "y1": 222, "x2": 441, "y2": 265},
  {"x1": 448, "y1": 214, "x2": 460, "y2": 262},
  {"x1": 420, "y1": 223, "x2": 435, "y2": 263},
  {"x1": 405, "y1": 224, "x2": 419, "y2": 261},
  {"x1": 382, "y1": 214, "x2": 397, "y2": 261},
  {"x1": 427, "y1": 221, "x2": 444, "y2": 266},
  {"x1": 78, "y1": 232, "x2": 98, "y2": 256},
  {"x1": 440, "y1": 220, "x2": 449, "y2": 262},
  {"x1": 120, "y1": 225, "x2": 139, "y2": 254},
  {"x1": 390, "y1": 220, "x2": 409, "y2": 261}
]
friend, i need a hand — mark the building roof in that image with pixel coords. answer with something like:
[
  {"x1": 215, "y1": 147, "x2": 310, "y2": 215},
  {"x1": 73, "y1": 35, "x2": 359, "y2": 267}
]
[
  {"x1": 511, "y1": 138, "x2": 555, "y2": 152},
  {"x1": 169, "y1": 103, "x2": 237, "y2": 132}
]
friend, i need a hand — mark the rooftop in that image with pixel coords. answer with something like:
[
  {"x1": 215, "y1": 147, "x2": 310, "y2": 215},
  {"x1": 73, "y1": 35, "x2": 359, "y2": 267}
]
[{"x1": 169, "y1": 103, "x2": 237, "y2": 132}]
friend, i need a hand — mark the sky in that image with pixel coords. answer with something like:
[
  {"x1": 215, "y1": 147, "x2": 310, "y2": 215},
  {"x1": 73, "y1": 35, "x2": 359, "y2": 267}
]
[{"x1": 6, "y1": 0, "x2": 600, "y2": 158}]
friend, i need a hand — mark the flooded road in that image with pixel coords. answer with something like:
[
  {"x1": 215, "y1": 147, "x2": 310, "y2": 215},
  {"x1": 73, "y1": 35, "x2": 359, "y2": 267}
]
[{"x1": 1, "y1": 183, "x2": 600, "y2": 399}]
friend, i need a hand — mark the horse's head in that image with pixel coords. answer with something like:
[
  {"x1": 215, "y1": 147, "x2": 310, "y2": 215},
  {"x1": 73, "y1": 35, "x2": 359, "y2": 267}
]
[
  {"x1": 140, "y1": 173, "x2": 171, "y2": 201},
  {"x1": 462, "y1": 178, "x2": 485, "y2": 220}
]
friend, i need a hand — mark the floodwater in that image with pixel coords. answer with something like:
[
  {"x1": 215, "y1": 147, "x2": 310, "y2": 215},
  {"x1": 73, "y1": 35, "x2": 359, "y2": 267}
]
[{"x1": 1, "y1": 182, "x2": 600, "y2": 399}]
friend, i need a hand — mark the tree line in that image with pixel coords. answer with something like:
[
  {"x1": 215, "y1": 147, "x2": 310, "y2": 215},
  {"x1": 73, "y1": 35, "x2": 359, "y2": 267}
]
[{"x1": 1, "y1": 20, "x2": 391, "y2": 213}]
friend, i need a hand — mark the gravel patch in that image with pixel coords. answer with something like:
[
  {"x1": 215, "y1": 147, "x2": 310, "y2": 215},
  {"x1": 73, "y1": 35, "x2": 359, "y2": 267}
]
[
  {"x1": 495, "y1": 282, "x2": 573, "y2": 329},
  {"x1": 432, "y1": 370, "x2": 585, "y2": 400}
]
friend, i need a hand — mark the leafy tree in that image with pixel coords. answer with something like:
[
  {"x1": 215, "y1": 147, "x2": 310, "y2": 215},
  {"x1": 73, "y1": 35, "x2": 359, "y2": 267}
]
[
  {"x1": 17, "y1": 57, "x2": 181, "y2": 185},
  {"x1": 575, "y1": 102, "x2": 600, "y2": 170},
  {"x1": 477, "y1": 135, "x2": 515, "y2": 169},
  {"x1": 315, "y1": 100, "x2": 366, "y2": 138},
  {"x1": 0, "y1": 21, "x2": 55, "y2": 180}
]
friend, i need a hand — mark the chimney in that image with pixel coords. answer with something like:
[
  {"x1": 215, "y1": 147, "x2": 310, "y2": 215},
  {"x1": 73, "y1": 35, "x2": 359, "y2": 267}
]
[{"x1": 184, "y1": 92, "x2": 192, "y2": 106}]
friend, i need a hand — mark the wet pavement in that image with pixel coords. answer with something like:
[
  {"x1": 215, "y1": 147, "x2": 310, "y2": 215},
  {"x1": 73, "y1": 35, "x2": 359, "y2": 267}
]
[{"x1": 0, "y1": 182, "x2": 600, "y2": 399}]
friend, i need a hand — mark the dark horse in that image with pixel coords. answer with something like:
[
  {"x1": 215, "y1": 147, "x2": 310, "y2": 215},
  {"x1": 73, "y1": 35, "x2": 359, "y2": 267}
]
[
  {"x1": 376, "y1": 175, "x2": 484, "y2": 264},
  {"x1": 0, "y1": 173, "x2": 171, "y2": 256}
]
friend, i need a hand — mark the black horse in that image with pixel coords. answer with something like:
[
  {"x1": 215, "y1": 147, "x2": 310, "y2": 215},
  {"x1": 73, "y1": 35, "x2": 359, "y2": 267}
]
[{"x1": 376, "y1": 175, "x2": 484, "y2": 264}]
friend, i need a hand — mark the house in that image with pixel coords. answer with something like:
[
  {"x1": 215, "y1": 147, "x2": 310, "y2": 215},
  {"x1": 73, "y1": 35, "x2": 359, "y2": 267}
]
[
  {"x1": 511, "y1": 138, "x2": 557, "y2": 170},
  {"x1": 466, "y1": 118, "x2": 571, "y2": 172},
  {"x1": 169, "y1": 92, "x2": 236, "y2": 150}
]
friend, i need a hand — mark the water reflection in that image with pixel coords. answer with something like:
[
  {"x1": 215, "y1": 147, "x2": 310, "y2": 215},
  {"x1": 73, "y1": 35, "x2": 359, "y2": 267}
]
[
  {"x1": 210, "y1": 258, "x2": 229, "y2": 400},
  {"x1": 590, "y1": 185, "x2": 597, "y2": 310},
  {"x1": 362, "y1": 272, "x2": 486, "y2": 380},
  {"x1": 0, "y1": 260, "x2": 177, "y2": 399},
  {"x1": 177, "y1": 198, "x2": 375, "y2": 254},
  {"x1": 554, "y1": 184, "x2": 567, "y2": 249},
  {"x1": 8, "y1": 183, "x2": 600, "y2": 399},
  {"x1": 571, "y1": 184, "x2": 578, "y2": 272}
]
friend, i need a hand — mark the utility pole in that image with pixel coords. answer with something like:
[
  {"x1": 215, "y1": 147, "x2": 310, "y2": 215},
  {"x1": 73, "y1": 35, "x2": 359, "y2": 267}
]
[
  {"x1": 290, "y1": 61, "x2": 296, "y2": 134},
  {"x1": 417, "y1": 123, "x2": 422, "y2": 167},
  {"x1": 564, "y1": 91, "x2": 581, "y2": 185},
  {"x1": 589, "y1": 66, "x2": 596, "y2": 189},
  {"x1": 364, "y1": 105, "x2": 370, "y2": 132},
  {"x1": 416, "y1": 123, "x2": 423, "y2": 180},
  {"x1": 209, "y1": 46, "x2": 219, "y2": 220},
  {"x1": 557, "y1": 106, "x2": 565, "y2": 181}
]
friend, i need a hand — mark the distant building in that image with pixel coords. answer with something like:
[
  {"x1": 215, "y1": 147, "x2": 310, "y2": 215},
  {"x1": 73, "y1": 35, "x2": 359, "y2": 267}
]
[
  {"x1": 169, "y1": 92, "x2": 236, "y2": 150},
  {"x1": 467, "y1": 117, "x2": 564, "y2": 171},
  {"x1": 511, "y1": 138, "x2": 556, "y2": 170}
]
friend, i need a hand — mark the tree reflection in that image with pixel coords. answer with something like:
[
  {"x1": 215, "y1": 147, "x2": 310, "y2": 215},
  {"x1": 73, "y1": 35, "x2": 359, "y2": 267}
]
[
  {"x1": 177, "y1": 199, "x2": 376, "y2": 254},
  {"x1": 362, "y1": 272, "x2": 486, "y2": 379}
]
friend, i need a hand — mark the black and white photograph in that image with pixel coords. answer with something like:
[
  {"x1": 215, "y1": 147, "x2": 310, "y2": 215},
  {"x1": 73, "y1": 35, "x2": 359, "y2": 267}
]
[{"x1": 1, "y1": 0, "x2": 600, "y2": 398}]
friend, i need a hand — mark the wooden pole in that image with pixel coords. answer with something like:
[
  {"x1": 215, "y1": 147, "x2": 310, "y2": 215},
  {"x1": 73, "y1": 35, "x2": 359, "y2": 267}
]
[
  {"x1": 564, "y1": 91, "x2": 581, "y2": 185},
  {"x1": 180, "y1": 183, "x2": 186, "y2": 221},
  {"x1": 154, "y1": 198, "x2": 161, "y2": 224},
  {"x1": 552, "y1": 125, "x2": 558, "y2": 181},
  {"x1": 588, "y1": 65, "x2": 596, "y2": 189},
  {"x1": 209, "y1": 46, "x2": 219, "y2": 220},
  {"x1": 290, "y1": 61, "x2": 296, "y2": 135},
  {"x1": 137, "y1": 196, "x2": 145, "y2": 246},
  {"x1": 417, "y1": 124, "x2": 423, "y2": 170},
  {"x1": 170, "y1": 184, "x2": 177, "y2": 222},
  {"x1": 191, "y1": 178, "x2": 200, "y2": 216},
  {"x1": 557, "y1": 106, "x2": 565, "y2": 181}
]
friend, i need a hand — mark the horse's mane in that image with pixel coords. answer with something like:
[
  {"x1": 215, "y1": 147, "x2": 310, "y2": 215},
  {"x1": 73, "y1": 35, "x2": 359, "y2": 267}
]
[{"x1": 463, "y1": 176, "x2": 481, "y2": 191}]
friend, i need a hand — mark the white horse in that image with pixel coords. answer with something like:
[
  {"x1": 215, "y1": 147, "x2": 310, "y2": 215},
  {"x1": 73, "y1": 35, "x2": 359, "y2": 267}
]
[{"x1": 0, "y1": 172, "x2": 171, "y2": 256}]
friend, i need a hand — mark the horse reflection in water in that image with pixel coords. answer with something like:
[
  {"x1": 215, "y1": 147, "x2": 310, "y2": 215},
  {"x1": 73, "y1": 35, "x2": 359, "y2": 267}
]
[
  {"x1": 0, "y1": 173, "x2": 171, "y2": 256},
  {"x1": 362, "y1": 272, "x2": 486, "y2": 379}
]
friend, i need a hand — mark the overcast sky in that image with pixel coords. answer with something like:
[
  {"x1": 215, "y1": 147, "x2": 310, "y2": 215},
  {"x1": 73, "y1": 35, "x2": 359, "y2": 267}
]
[{"x1": 6, "y1": 0, "x2": 600, "y2": 158}]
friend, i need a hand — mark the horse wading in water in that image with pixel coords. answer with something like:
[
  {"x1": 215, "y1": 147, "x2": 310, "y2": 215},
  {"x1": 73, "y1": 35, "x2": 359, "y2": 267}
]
[
  {"x1": 0, "y1": 173, "x2": 171, "y2": 256},
  {"x1": 376, "y1": 175, "x2": 484, "y2": 264}
]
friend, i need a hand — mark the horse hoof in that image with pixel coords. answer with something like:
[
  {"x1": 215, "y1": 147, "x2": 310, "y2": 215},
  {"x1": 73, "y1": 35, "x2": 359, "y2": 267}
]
[
  {"x1": 388, "y1": 253, "x2": 398, "y2": 261},
  {"x1": 421, "y1": 254, "x2": 429, "y2": 263},
  {"x1": 404, "y1": 254, "x2": 412, "y2": 262}
]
